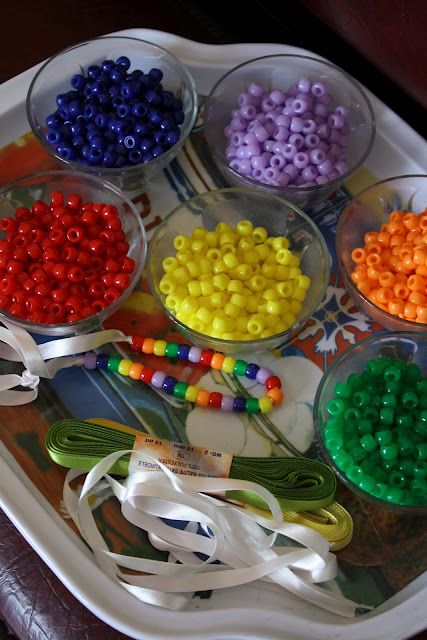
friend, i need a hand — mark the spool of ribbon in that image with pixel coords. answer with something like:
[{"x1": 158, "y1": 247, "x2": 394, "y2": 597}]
[{"x1": 63, "y1": 449, "x2": 364, "y2": 616}]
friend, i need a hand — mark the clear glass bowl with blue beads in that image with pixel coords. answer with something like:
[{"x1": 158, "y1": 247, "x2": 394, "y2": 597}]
[
  {"x1": 26, "y1": 36, "x2": 198, "y2": 193},
  {"x1": 314, "y1": 331, "x2": 427, "y2": 515}
]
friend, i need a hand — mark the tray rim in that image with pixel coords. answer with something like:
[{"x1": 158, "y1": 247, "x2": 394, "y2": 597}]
[{"x1": 1, "y1": 27, "x2": 427, "y2": 640}]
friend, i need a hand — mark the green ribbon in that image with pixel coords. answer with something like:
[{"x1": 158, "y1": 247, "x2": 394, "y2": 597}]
[{"x1": 45, "y1": 419, "x2": 336, "y2": 513}]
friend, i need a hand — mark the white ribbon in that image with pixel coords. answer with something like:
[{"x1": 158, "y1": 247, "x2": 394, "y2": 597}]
[
  {"x1": 0, "y1": 320, "x2": 129, "y2": 405},
  {"x1": 64, "y1": 450, "x2": 364, "y2": 617}
]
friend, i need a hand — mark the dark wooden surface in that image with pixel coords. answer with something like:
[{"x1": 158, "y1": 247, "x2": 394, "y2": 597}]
[{"x1": 0, "y1": 1, "x2": 426, "y2": 639}]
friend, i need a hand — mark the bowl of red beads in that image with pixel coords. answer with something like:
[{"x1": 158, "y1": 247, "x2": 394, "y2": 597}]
[
  {"x1": 337, "y1": 174, "x2": 427, "y2": 332},
  {"x1": 314, "y1": 331, "x2": 427, "y2": 514},
  {"x1": 146, "y1": 187, "x2": 330, "y2": 355},
  {"x1": 203, "y1": 54, "x2": 375, "y2": 210},
  {"x1": 26, "y1": 36, "x2": 198, "y2": 192},
  {"x1": 0, "y1": 171, "x2": 146, "y2": 336}
]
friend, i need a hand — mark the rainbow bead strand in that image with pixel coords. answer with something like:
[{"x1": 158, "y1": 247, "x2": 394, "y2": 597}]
[{"x1": 82, "y1": 336, "x2": 283, "y2": 414}]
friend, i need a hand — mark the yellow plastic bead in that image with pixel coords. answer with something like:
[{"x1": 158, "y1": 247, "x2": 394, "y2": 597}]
[
  {"x1": 191, "y1": 240, "x2": 207, "y2": 254},
  {"x1": 292, "y1": 286, "x2": 307, "y2": 302},
  {"x1": 181, "y1": 296, "x2": 198, "y2": 315},
  {"x1": 176, "y1": 250, "x2": 192, "y2": 265},
  {"x1": 262, "y1": 288, "x2": 279, "y2": 301},
  {"x1": 188, "y1": 280, "x2": 202, "y2": 297},
  {"x1": 247, "y1": 315, "x2": 265, "y2": 335},
  {"x1": 289, "y1": 267, "x2": 301, "y2": 279},
  {"x1": 198, "y1": 258, "x2": 212, "y2": 274},
  {"x1": 212, "y1": 316, "x2": 229, "y2": 333},
  {"x1": 283, "y1": 311, "x2": 296, "y2": 326},
  {"x1": 238, "y1": 237, "x2": 255, "y2": 252},
  {"x1": 230, "y1": 292, "x2": 246, "y2": 309},
  {"x1": 197, "y1": 296, "x2": 211, "y2": 308},
  {"x1": 221, "y1": 332, "x2": 234, "y2": 340},
  {"x1": 213, "y1": 273, "x2": 229, "y2": 291},
  {"x1": 159, "y1": 275, "x2": 176, "y2": 295},
  {"x1": 260, "y1": 329, "x2": 275, "y2": 339},
  {"x1": 212, "y1": 259, "x2": 227, "y2": 274},
  {"x1": 223, "y1": 252, "x2": 239, "y2": 269},
  {"x1": 259, "y1": 396, "x2": 273, "y2": 413},
  {"x1": 271, "y1": 237, "x2": 289, "y2": 252},
  {"x1": 186, "y1": 260, "x2": 201, "y2": 278},
  {"x1": 276, "y1": 281, "x2": 293, "y2": 298},
  {"x1": 205, "y1": 231, "x2": 218, "y2": 247},
  {"x1": 236, "y1": 220, "x2": 253, "y2": 236},
  {"x1": 191, "y1": 227, "x2": 207, "y2": 240},
  {"x1": 165, "y1": 294, "x2": 178, "y2": 310},
  {"x1": 265, "y1": 314, "x2": 280, "y2": 328},
  {"x1": 244, "y1": 250, "x2": 259, "y2": 265},
  {"x1": 261, "y1": 263, "x2": 276, "y2": 278},
  {"x1": 254, "y1": 243, "x2": 271, "y2": 261},
  {"x1": 174, "y1": 266, "x2": 190, "y2": 284},
  {"x1": 276, "y1": 248, "x2": 292, "y2": 265},
  {"x1": 222, "y1": 356, "x2": 236, "y2": 373},
  {"x1": 247, "y1": 274, "x2": 265, "y2": 292},
  {"x1": 219, "y1": 231, "x2": 236, "y2": 246},
  {"x1": 266, "y1": 300, "x2": 282, "y2": 315},
  {"x1": 252, "y1": 226, "x2": 268, "y2": 244},
  {"x1": 224, "y1": 302, "x2": 240, "y2": 318},
  {"x1": 274, "y1": 265, "x2": 290, "y2": 281},
  {"x1": 207, "y1": 248, "x2": 222, "y2": 262},
  {"x1": 290, "y1": 299, "x2": 302, "y2": 315},
  {"x1": 227, "y1": 279, "x2": 243, "y2": 293},
  {"x1": 246, "y1": 296, "x2": 260, "y2": 313},
  {"x1": 173, "y1": 235, "x2": 191, "y2": 251},
  {"x1": 200, "y1": 280, "x2": 214, "y2": 296},
  {"x1": 210, "y1": 292, "x2": 226, "y2": 308},
  {"x1": 187, "y1": 318, "x2": 205, "y2": 332},
  {"x1": 289, "y1": 254, "x2": 300, "y2": 267},
  {"x1": 234, "y1": 263, "x2": 252, "y2": 280},
  {"x1": 153, "y1": 340, "x2": 167, "y2": 356},
  {"x1": 185, "y1": 385, "x2": 200, "y2": 402},
  {"x1": 236, "y1": 316, "x2": 248, "y2": 332},
  {"x1": 296, "y1": 274, "x2": 311, "y2": 289},
  {"x1": 175, "y1": 310, "x2": 191, "y2": 323},
  {"x1": 118, "y1": 359, "x2": 133, "y2": 376},
  {"x1": 221, "y1": 243, "x2": 237, "y2": 255},
  {"x1": 162, "y1": 256, "x2": 178, "y2": 272},
  {"x1": 215, "y1": 222, "x2": 231, "y2": 234},
  {"x1": 195, "y1": 307, "x2": 211, "y2": 324}
]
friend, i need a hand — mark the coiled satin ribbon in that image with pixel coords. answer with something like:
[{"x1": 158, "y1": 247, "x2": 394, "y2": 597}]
[
  {"x1": 63, "y1": 449, "x2": 363, "y2": 616},
  {"x1": 46, "y1": 419, "x2": 353, "y2": 549}
]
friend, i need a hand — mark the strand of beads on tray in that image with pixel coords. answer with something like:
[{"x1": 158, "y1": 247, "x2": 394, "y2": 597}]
[{"x1": 82, "y1": 335, "x2": 283, "y2": 414}]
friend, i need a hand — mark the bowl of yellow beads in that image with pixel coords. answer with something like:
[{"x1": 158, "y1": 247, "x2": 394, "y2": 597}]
[{"x1": 147, "y1": 187, "x2": 330, "y2": 354}]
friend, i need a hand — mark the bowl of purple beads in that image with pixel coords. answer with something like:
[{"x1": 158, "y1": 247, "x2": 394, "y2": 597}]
[
  {"x1": 26, "y1": 36, "x2": 198, "y2": 192},
  {"x1": 204, "y1": 54, "x2": 376, "y2": 210}
]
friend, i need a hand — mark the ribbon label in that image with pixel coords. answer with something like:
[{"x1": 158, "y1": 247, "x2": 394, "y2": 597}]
[{"x1": 129, "y1": 435, "x2": 233, "y2": 478}]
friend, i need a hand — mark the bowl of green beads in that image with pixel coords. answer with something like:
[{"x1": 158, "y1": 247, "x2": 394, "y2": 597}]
[
  {"x1": 314, "y1": 331, "x2": 427, "y2": 514},
  {"x1": 146, "y1": 187, "x2": 330, "y2": 355}
]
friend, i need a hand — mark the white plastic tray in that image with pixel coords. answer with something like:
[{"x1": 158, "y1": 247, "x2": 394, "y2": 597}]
[{"x1": 1, "y1": 28, "x2": 427, "y2": 640}]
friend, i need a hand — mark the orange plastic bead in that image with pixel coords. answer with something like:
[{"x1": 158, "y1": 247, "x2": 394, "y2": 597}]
[
  {"x1": 393, "y1": 282, "x2": 409, "y2": 299},
  {"x1": 367, "y1": 266, "x2": 382, "y2": 280},
  {"x1": 416, "y1": 305, "x2": 427, "y2": 322},
  {"x1": 378, "y1": 271, "x2": 395, "y2": 288},
  {"x1": 414, "y1": 248, "x2": 427, "y2": 265},
  {"x1": 351, "y1": 269, "x2": 367, "y2": 284},
  {"x1": 142, "y1": 338, "x2": 155, "y2": 354},
  {"x1": 388, "y1": 299, "x2": 405, "y2": 316},
  {"x1": 394, "y1": 272, "x2": 408, "y2": 283},
  {"x1": 402, "y1": 213, "x2": 419, "y2": 230},
  {"x1": 210, "y1": 353, "x2": 225, "y2": 370},
  {"x1": 389, "y1": 211, "x2": 404, "y2": 223},
  {"x1": 408, "y1": 291, "x2": 426, "y2": 306},
  {"x1": 389, "y1": 234, "x2": 405, "y2": 248},
  {"x1": 365, "y1": 241, "x2": 382, "y2": 255},
  {"x1": 402, "y1": 254, "x2": 416, "y2": 270},
  {"x1": 375, "y1": 287, "x2": 393, "y2": 305},
  {"x1": 366, "y1": 253, "x2": 381, "y2": 268},
  {"x1": 377, "y1": 231, "x2": 391, "y2": 246},
  {"x1": 129, "y1": 363, "x2": 144, "y2": 380},
  {"x1": 364, "y1": 231, "x2": 378, "y2": 244},
  {"x1": 351, "y1": 248, "x2": 367, "y2": 264},
  {"x1": 419, "y1": 215, "x2": 427, "y2": 231},
  {"x1": 416, "y1": 265, "x2": 427, "y2": 277},
  {"x1": 196, "y1": 389, "x2": 211, "y2": 407},
  {"x1": 407, "y1": 274, "x2": 425, "y2": 292},
  {"x1": 267, "y1": 387, "x2": 284, "y2": 406},
  {"x1": 403, "y1": 301, "x2": 417, "y2": 319},
  {"x1": 357, "y1": 280, "x2": 371, "y2": 296},
  {"x1": 387, "y1": 220, "x2": 406, "y2": 236}
]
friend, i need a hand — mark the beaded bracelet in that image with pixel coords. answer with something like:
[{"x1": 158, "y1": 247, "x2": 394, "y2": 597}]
[{"x1": 82, "y1": 335, "x2": 283, "y2": 414}]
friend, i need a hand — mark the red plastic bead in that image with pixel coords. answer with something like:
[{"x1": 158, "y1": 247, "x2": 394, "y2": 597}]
[
  {"x1": 87, "y1": 225, "x2": 103, "y2": 240},
  {"x1": 52, "y1": 263, "x2": 68, "y2": 280},
  {"x1": 51, "y1": 287, "x2": 68, "y2": 303},
  {"x1": 15, "y1": 207, "x2": 31, "y2": 221},
  {"x1": 140, "y1": 366, "x2": 155, "y2": 383},
  {"x1": 29, "y1": 229, "x2": 45, "y2": 244},
  {"x1": 77, "y1": 251, "x2": 90, "y2": 267},
  {"x1": 82, "y1": 269, "x2": 98, "y2": 284},
  {"x1": 104, "y1": 287, "x2": 121, "y2": 304},
  {"x1": 13, "y1": 236, "x2": 28, "y2": 250},
  {"x1": 18, "y1": 221, "x2": 33, "y2": 235},
  {"x1": 88, "y1": 281, "x2": 105, "y2": 298},
  {"x1": 49, "y1": 229, "x2": 67, "y2": 246},
  {"x1": 34, "y1": 283, "x2": 51, "y2": 297},
  {"x1": 90, "y1": 256, "x2": 103, "y2": 270},
  {"x1": 0, "y1": 292, "x2": 10, "y2": 308},
  {"x1": 114, "y1": 273, "x2": 130, "y2": 290},
  {"x1": 80, "y1": 305, "x2": 94, "y2": 318},
  {"x1": 31, "y1": 268, "x2": 49, "y2": 283},
  {"x1": 208, "y1": 392, "x2": 223, "y2": 409},
  {"x1": 63, "y1": 246, "x2": 79, "y2": 263},
  {"x1": 21, "y1": 278, "x2": 35, "y2": 293},
  {"x1": 88, "y1": 239, "x2": 105, "y2": 255},
  {"x1": 70, "y1": 283, "x2": 86, "y2": 297},
  {"x1": 67, "y1": 194, "x2": 82, "y2": 210},
  {"x1": 92, "y1": 202, "x2": 105, "y2": 213},
  {"x1": 6, "y1": 260, "x2": 24, "y2": 275},
  {"x1": 105, "y1": 247, "x2": 118, "y2": 259},
  {"x1": 91, "y1": 299, "x2": 108, "y2": 312},
  {"x1": 0, "y1": 240, "x2": 11, "y2": 255},
  {"x1": 105, "y1": 218, "x2": 121, "y2": 231},
  {"x1": 50, "y1": 191, "x2": 64, "y2": 207},
  {"x1": 9, "y1": 302, "x2": 26, "y2": 317},
  {"x1": 0, "y1": 218, "x2": 17, "y2": 233},
  {"x1": 12, "y1": 289, "x2": 27, "y2": 305},
  {"x1": 30, "y1": 311, "x2": 47, "y2": 323},
  {"x1": 265, "y1": 375, "x2": 282, "y2": 390},
  {"x1": 65, "y1": 296, "x2": 81, "y2": 313},
  {"x1": 101, "y1": 272, "x2": 115, "y2": 287},
  {"x1": 0, "y1": 275, "x2": 17, "y2": 295},
  {"x1": 99, "y1": 229, "x2": 116, "y2": 245},
  {"x1": 81, "y1": 210, "x2": 98, "y2": 226},
  {"x1": 67, "y1": 226, "x2": 85, "y2": 243},
  {"x1": 200, "y1": 350, "x2": 215, "y2": 367},
  {"x1": 101, "y1": 204, "x2": 118, "y2": 219},
  {"x1": 115, "y1": 230, "x2": 125, "y2": 242},
  {"x1": 31, "y1": 200, "x2": 48, "y2": 216},
  {"x1": 59, "y1": 212, "x2": 76, "y2": 229},
  {"x1": 67, "y1": 265, "x2": 84, "y2": 282},
  {"x1": 116, "y1": 241, "x2": 130, "y2": 255},
  {"x1": 43, "y1": 247, "x2": 60, "y2": 262},
  {"x1": 12, "y1": 247, "x2": 27, "y2": 262},
  {"x1": 26, "y1": 243, "x2": 43, "y2": 261},
  {"x1": 48, "y1": 302, "x2": 65, "y2": 321},
  {"x1": 26, "y1": 296, "x2": 45, "y2": 312},
  {"x1": 131, "y1": 335, "x2": 144, "y2": 351}
]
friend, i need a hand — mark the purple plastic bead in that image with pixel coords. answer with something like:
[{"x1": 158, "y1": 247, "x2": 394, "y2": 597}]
[
  {"x1": 290, "y1": 116, "x2": 304, "y2": 133},
  {"x1": 328, "y1": 143, "x2": 342, "y2": 158},
  {"x1": 245, "y1": 143, "x2": 261, "y2": 157},
  {"x1": 270, "y1": 90, "x2": 286, "y2": 105},
  {"x1": 230, "y1": 116, "x2": 246, "y2": 131},
  {"x1": 251, "y1": 154, "x2": 269, "y2": 169},
  {"x1": 318, "y1": 158, "x2": 333, "y2": 175},
  {"x1": 316, "y1": 175, "x2": 330, "y2": 185},
  {"x1": 240, "y1": 104, "x2": 257, "y2": 120},
  {"x1": 302, "y1": 164, "x2": 318, "y2": 182},
  {"x1": 224, "y1": 125, "x2": 233, "y2": 138},
  {"x1": 302, "y1": 119, "x2": 316, "y2": 134},
  {"x1": 317, "y1": 123, "x2": 330, "y2": 140},
  {"x1": 292, "y1": 97, "x2": 309, "y2": 114},
  {"x1": 273, "y1": 126, "x2": 289, "y2": 141},
  {"x1": 311, "y1": 82, "x2": 326, "y2": 98},
  {"x1": 263, "y1": 166, "x2": 280, "y2": 182},
  {"x1": 298, "y1": 78, "x2": 311, "y2": 93},
  {"x1": 305, "y1": 133, "x2": 320, "y2": 149},
  {"x1": 277, "y1": 172, "x2": 290, "y2": 186},
  {"x1": 253, "y1": 124, "x2": 269, "y2": 142},
  {"x1": 288, "y1": 133, "x2": 304, "y2": 148},
  {"x1": 230, "y1": 131, "x2": 244, "y2": 146},
  {"x1": 293, "y1": 151, "x2": 309, "y2": 169},
  {"x1": 235, "y1": 146, "x2": 248, "y2": 159},
  {"x1": 310, "y1": 148, "x2": 327, "y2": 165},
  {"x1": 263, "y1": 139, "x2": 275, "y2": 153},
  {"x1": 335, "y1": 105, "x2": 350, "y2": 119},
  {"x1": 276, "y1": 114, "x2": 291, "y2": 128},
  {"x1": 252, "y1": 168, "x2": 264, "y2": 180},
  {"x1": 335, "y1": 160, "x2": 348, "y2": 175},
  {"x1": 282, "y1": 143, "x2": 297, "y2": 159},
  {"x1": 248, "y1": 82, "x2": 264, "y2": 97},
  {"x1": 151, "y1": 371, "x2": 167, "y2": 388},
  {"x1": 327, "y1": 169, "x2": 340, "y2": 181},
  {"x1": 328, "y1": 114, "x2": 345, "y2": 130},
  {"x1": 243, "y1": 132, "x2": 257, "y2": 145},
  {"x1": 270, "y1": 154, "x2": 286, "y2": 169},
  {"x1": 221, "y1": 395, "x2": 235, "y2": 412},
  {"x1": 319, "y1": 93, "x2": 333, "y2": 106},
  {"x1": 287, "y1": 84, "x2": 298, "y2": 96},
  {"x1": 314, "y1": 102, "x2": 328, "y2": 118},
  {"x1": 261, "y1": 97, "x2": 275, "y2": 112},
  {"x1": 256, "y1": 367, "x2": 273, "y2": 385},
  {"x1": 225, "y1": 145, "x2": 237, "y2": 160},
  {"x1": 188, "y1": 346, "x2": 202, "y2": 363},
  {"x1": 238, "y1": 92, "x2": 254, "y2": 106},
  {"x1": 283, "y1": 163, "x2": 298, "y2": 180},
  {"x1": 83, "y1": 352, "x2": 97, "y2": 369}
]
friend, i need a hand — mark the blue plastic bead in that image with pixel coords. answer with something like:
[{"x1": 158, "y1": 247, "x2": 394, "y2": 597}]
[
  {"x1": 67, "y1": 101, "x2": 83, "y2": 119},
  {"x1": 102, "y1": 150, "x2": 117, "y2": 167},
  {"x1": 245, "y1": 363, "x2": 260, "y2": 380},
  {"x1": 84, "y1": 104, "x2": 98, "y2": 120},
  {"x1": 47, "y1": 130, "x2": 61, "y2": 144},
  {"x1": 46, "y1": 113, "x2": 62, "y2": 129},
  {"x1": 128, "y1": 149, "x2": 143, "y2": 164},
  {"x1": 140, "y1": 138, "x2": 153, "y2": 153},
  {"x1": 81, "y1": 145, "x2": 90, "y2": 159},
  {"x1": 162, "y1": 376, "x2": 177, "y2": 394},
  {"x1": 154, "y1": 131, "x2": 168, "y2": 145},
  {"x1": 116, "y1": 56, "x2": 131, "y2": 70},
  {"x1": 56, "y1": 93, "x2": 70, "y2": 107},
  {"x1": 117, "y1": 104, "x2": 131, "y2": 118},
  {"x1": 132, "y1": 103, "x2": 148, "y2": 118},
  {"x1": 149, "y1": 67, "x2": 163, "y2": 82},
  {"x1": 166, "y1": 130, "x2": 180, "y2": 146},
  {"x1": 115, "y1": 120, "x2": 131, "y2": 135},
  {"x1": 233, "y1": 396, "x2": 246, "y2": 412},
  {"x1": 110, "y1": 68, "x2": 125, "y2": 84},
  {"x1": 173, "y1": 98, "x2": 183, "y2": 111},
  {"x1": 96, "y1": 353, "x2": 109, "y2": 369},
  {"x1": 115, "y1": 155, "x2": 127, "y2": 168},
  {"x1": 149, "y1": 110, "x2": 163, "y2": 125},
  {"x1": 120, "y1": 82, "x2": 139, "y2": 99},
  {"x1": 57, "y1": 145, "x2": 76, "y2": 160},
  {"x1": 124, "y1": 135, "x2": 139, "y2": 149},
  {"x1": 90, "y1": 136, "x2": 106, "y2": 150},
  {"x1": 145, "y1": 90, "x2": 161, "y2": 105},
  {"x1": 142, "y1": 152, "x2": 154, "y2": 163},
  {"x1": 101, "y1": 59, "x2": 115, "y2": 74},
  {"x1": 151, "y1": 145, "x2": 165, "y2": 158},
  {"x1": 71, "y1": 135, "x2": 85, "y2": 149},
  {"x1": 135, "y1": 123, "x2": 152, "y2": 136},
  {"x1": 174, "y1": 111, "x2": 185, "y2": 125},
  {"x1": 95, "y1": 113, "x2": 110, "y2": 129},
  {"x1": 87, "y1": 65, "x2": 101, "y2": 80},
  {"x1": 71, "y1": 74, "x2": 86, "y2": 91},
  {"x1": 58, "y1": 106, "x2": 69, "y2": 120},
  {"x1": 177, "y1": 344, "x2": 191, "y2": 360},
  {"x1": 88, "y1": 148, "x2": 103, "y2": 164}
]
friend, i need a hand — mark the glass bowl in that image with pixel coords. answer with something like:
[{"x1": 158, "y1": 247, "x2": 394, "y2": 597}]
[
  {"x1": 337, "y1": 174, "x2": 427, "y2": 332},
  {"x1": 0, "y1": 171, "x2": 146, "y2": 336},
  {"x1": 26, "y1": 36, "x2": 198, "y2": 192},
  {"x1": 146, "y1": 187, "x2": 330, "y2": 355},
  {"x1": 204, "y1": 54, "x2": 376, "y2": 210},
  {"x1": 314, "y1": 331, "x2": 427, "y2": 514}
]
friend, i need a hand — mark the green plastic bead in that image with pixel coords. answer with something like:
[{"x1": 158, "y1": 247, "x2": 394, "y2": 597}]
[
  {"x1": 333, "y1": 451, "x2": 353, "y2": 471},
  {"x1": 357, "y1": 475, "x2": 376, "y2": 493},
  {"x1": 416, "y1": 443, "x2": 427, "y2": 460},
  {"x1": 327, "y1": 398, "x2": 347, "y2": 416},
  {"x1": 382, "y1": 393, "x2": 398, "y2": 408},
  {"x1": 379, "y1": 407, "x2": 394, "y2": 425},
  {"x1": 420, "y1": 409, "x2": 427, "y2": 422},
  {"x1": 326, "y1": 416, "x2": 344, "y2": 430},
  {"x1": 413, "y1": 461, "x2": 427, "y2": 478},
  {"x1": 363, "y1": 406, "x2": 379, "y2": 423},
  {"x1": 380, "y1": 443, "x2": 398, "y2": 460},
  {"x1": 404, "y1": 362, "x2": 421, "y2": 384},
  {"x1": 343, "y1": 407, "x2": 361, "y2": 424},
  {"x1": 366, "y1": 359, "x2": 384, "y2": 377},
  {"x1": 414, "y1": 420, "x2": 427, "y2": 437},
  {"x1": 347, "y1": 373, "x2": 363, "y2": 390},
  {"x1": 385, "y1": 487, "x2": 404, "y2": 503},
  {"x1": 410, "y1": 478, "x2": 427, "y2": 496},
  {"x1": 370, "y1": 395, "x2": 383, "y2": 409},
  {"x1": 351, "y1": 445, "x2": 366, "y2": 462},
  {"x1": 382, "y1": 458, "x2": 399, "y2": 472},
  {"x1": 384, "y1": 380, "x2": 402, "y2": 395},
  {"x1": 173, "y1": 381, "x2": 189, "y2": 399},
  {"x1": 397, "y1": 437, "x2": 415, "y2": 457},
  {"x1": 399, "y1": 458, "x2": 416, "y2": 476},
  {"x1": 107, "y1": 356, "x2": 122, "y2": 372},
  {"x1": 360, "y1": 434, "x2": 377, "y2": 452},
  {"x1": 383, "y1": 366, "x2": 401, "y2": 383},
  {"x1": 245, "y1": 397, "x2": 260, "y2": 414},
  {"x1": 375, "y1": 429, "x2": 393, "y2": 445},
  {"x1": 416, "y1": 379, "x2": 427, "y2": 395},
  {"x1": 234, "y1": 359, "x2": 248, "y2": 376},
  {"x1": 401, "y1": 390, "x2": 419, "y2": 409},
  {"x1": 325, "y1": 434, "x2": 344, "y2": 450},
  {"x1": 165, "y1": 341, "x2": 179, "y2": 359},
  {"x1": 373, "y1": 467, "x2": 389, "y2": 483},
  {"x1": 419, "y1": 395, "x2": 427, "y2": 410},
  {"x1": 345, "y1": 436, "x2": 360, "y2": 451},
  {"x1": 347, "y1": 465, "x2": 364, "y2": 483},
  {"x1": 334, "y1": 382, "x2": 352, "y2": 398},
  {"x1": 371, "y1": 482, "x2": 388, "y2": 499},
  {"x1": 352, "y1": 390, "x2": 371, "y2": 408},
  {"x1": 361, "y1": 457, "x2": 377, "y2": 474},
  {"x1": 395, "y1": 412, "x2": 414, "y2": 429},
  {"x1": 358, "y1": 418, "x2": 373, "y2": 435},
  {"x1": 389, "y1": 471, "x2": 407, "y2": 488}
]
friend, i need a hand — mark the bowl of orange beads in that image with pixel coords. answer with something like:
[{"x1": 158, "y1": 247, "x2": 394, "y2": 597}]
[
  {"x1": 337, "y1": 175, "x2": 427, "y2": 331},
  {"x1": 147, "y1": 187, "x2": 330, "y2": 354}
]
